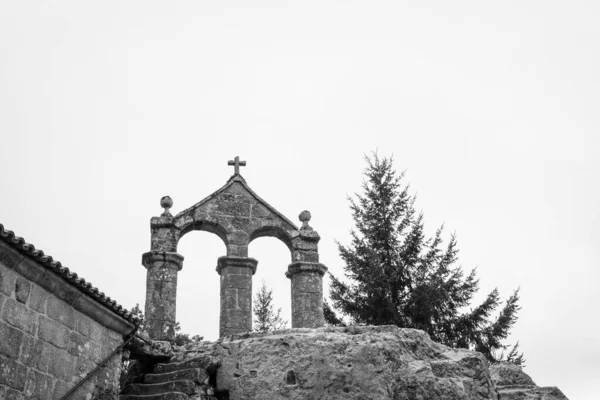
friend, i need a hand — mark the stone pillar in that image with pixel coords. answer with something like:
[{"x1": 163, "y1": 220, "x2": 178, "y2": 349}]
[
  {"x1": 217, "y1": 256, "x2": 258, "y2": 337},
  {"x1": 142, "y1": 251, "x2": 184, "y2": 341},
  {"x1": 286, "y1": 261, "x2": 328, "y2": 328}
]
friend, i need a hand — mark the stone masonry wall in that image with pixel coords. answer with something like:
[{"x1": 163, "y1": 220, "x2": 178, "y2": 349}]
[{"x1": 0, "y1": 243, "x2": 126, "y2": 399}]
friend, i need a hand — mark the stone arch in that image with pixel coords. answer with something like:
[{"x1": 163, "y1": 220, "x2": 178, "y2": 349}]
[
  {"x1": 142, "y1": 167, "x2": 328, "y2": 341},
  {"x1": 249, "y1": 225, "x2": 294, "y2": 261},
  {"x1": 176, "y1": 218, "x2": 229, "y2": 250},
  {"x1": 175, "y1": 230, "x2": 225, "y2": 340}
]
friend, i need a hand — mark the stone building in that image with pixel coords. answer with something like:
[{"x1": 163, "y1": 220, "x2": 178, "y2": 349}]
[{"x1": 0, "y1": 224, "x2": 138, "y2": 399}]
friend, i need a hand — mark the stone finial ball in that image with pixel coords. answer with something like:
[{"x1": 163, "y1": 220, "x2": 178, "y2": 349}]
[
  {"x1": 299, "y1": 210, "x2": 311, "y2": 223},
  {"x1": 160, "y1": 196, "x2": 173, "y2": 209}
]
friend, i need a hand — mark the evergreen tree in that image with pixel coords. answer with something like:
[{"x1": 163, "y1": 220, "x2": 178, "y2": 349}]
[
  {"x1": 328, "y1": 153, "x2": 523, "y2": 365},
  {"x1": 253, "y1": 281, "x2": 287, "y2": 332}
]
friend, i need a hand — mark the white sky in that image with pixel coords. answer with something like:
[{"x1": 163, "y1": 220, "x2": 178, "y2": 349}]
[{"x1": 1, "y1": 2, "x2": 598, "y2": 398}]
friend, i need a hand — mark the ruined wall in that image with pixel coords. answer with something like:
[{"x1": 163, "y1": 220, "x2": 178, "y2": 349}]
[{"x1": 0, "y1": 240, "x2": 134, "y2": 399}]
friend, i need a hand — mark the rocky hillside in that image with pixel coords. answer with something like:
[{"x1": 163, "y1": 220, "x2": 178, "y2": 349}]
[{"x1": 128, "y1": 326, "x2": 568, "y2": 400}]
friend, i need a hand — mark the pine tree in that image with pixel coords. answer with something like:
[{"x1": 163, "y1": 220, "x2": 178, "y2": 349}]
[
  {"x1": 328, "y1": 153, "x2": 523, "y2": 365},
  {"x1": 253, "y1": 281, "x2": 287, "y2": 332}
]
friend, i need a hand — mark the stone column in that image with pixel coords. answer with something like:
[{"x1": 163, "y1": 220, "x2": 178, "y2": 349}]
[
  {"x1": 286, "y1": 261, "x2": 327, "y2": 328},
  {"x1": 217, "y1": 256, "x2": 258, "y2": 337},
  {"x1": 142, "y1": 251, "x2": 184, "y2": 341}
]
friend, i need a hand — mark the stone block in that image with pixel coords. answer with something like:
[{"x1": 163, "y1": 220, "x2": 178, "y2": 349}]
[
  {"x1": 0, "y1": 242, "x2": 23, "y2": 270},
  {"x1": 227, "y1": 244, "x2": 248, "y2": 257},
  {"x1": 225, "y1": 266, "x2": 253, "y2": 276},
  {"x1": 293, "y1": 240, "x2": 319, "y2": 251},
  {"x1": 52, "y1": 380, "x2": 70, "y2": 399},
  {"x1": 38, "y1": 316, "x2": 70, "y2": 349},
  {"x1": 20, "y1": 336, "x2": 51, "y2": 372},
  {"x1": 223, "y1": 309, "x2": 249, "y2": 328},
  {"x1": 294, "y1": 250, "x2": 319, "y2": 263},
  {"x1": 48, "y1": 347, "x2": 75, "y2": 381},
  {"x1": 74, "y1": 356, "x2": 96, "y2": 380},
  {"x1": 70, "y1": 380, "x2": 95, "y2": 399},
  {"x1": 36, "y1": 269, "x2": 82, "y2": 305},
  {"x1": 46, "y1": 296, "x2": 76, "y2": 329},
  {"x1": 27, "y1": 284, "x2": 47, "y2": 314},
  {"x1": 221, "y1": 274, "x2": 252, "y2": 290},
  {"x1": 227, "y1": 230, "x2": 249, "y2": 246},
  {"x1": 2, "y1": 299, "x2": 38, "y2": 335},
  {"x1": 221, "y1": 290, "x2": 238, "y2": 309},
  {"x1": 0, "y1": 357, "x2": 27, "y2": 391},
  {"x1": 14, "y1": 278, "x2": 30, "y2": 304},
  {"x1": 75, "y1": 313, "x2": 93, "y2": 338},
  {"x1": 237, "y1": 289, "x2": 252, "y2": 311},
  {"x1": 0, "y1": 265, "x2": 17, "y2": 296},
  {"x1": 100, "y1": 335, "x2": 122, "y2": 360},
  {"x1": 0, "y1": 320, "x2": 24, "y2": 359},
  {"x1": 88, "y1": 318, "x2": 105, "y2": 344},
  {"x1": 67, "y1": 330, "x2": 89, "y2": 357},
  {"x1": 147, "y1": 267, "x2": 178, "y2": 283},
  {"x1": 251, "y1": 204, "x2": 270, "y2": 218},
  {"x1": 231, "y1": 217, "x2": 252, "y2": 231},
  {"x1": 87, "y1": 340, "x2": 103, "y2": 364},
  {"x1": 292, "y1": 292, "x2": 323, "y2": 313},
  {"x1": 291, "y1": 274, "x2": 323, "y2": 294},
  {"x1": 5, "y1": 387, "x2": 27, "y2": 400},
  {"x1": 24, "y1": 369, "x2": 54, "y2": 400},
  {"x1": 13, "y1": 258, "x2": 44, "y2": 286},
  {"x1": 215, "y1": 202, "x2": 251, "y2": 217}
]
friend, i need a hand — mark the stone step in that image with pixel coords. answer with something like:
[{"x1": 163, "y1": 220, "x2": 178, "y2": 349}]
[
  {"x1": 154, "y1": 356, "x2": 220, "y2": 374},
  {"x1": 120, "y1": 395, "x2": 218, "y2": 400},
  {"x1": 144, "y1": 368, "x2": 209, "y2": 385},
  {"x1": 119, "y1": 392, "x2": 189, "y2": 400},
  {"x1": 122, "y1": 380, "x2": 198, "y2": 396}
]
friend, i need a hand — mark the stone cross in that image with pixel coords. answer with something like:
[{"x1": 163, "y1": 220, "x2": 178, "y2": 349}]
[{"x1": 228, "y1": 156, "x2": 247, "y2": 175}]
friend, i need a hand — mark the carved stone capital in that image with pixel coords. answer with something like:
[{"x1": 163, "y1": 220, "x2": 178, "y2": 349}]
[
  {"x1": 216, "y1": 256, "x2": 258, "y2": 275},
  {"x1": 286, "y1": 261, "x2": 328, "y2": 278},
  {"x1": 142, "y1": 251, "x2": 184, "y2": 271}
]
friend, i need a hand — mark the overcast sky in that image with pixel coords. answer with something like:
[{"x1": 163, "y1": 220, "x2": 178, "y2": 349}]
[{"x1": 1, "y1": 2, "x2": 598, "y2": 399}]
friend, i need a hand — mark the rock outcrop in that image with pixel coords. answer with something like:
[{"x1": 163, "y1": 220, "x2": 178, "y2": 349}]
[
  {"x1": 490, "y1": 362, "x2": 568, "y2": 400},
  {"x1": 125, "y1": 326, "x2": 568, "y2": 400}
]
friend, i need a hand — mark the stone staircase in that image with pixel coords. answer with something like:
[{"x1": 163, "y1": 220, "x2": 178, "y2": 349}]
[{"x1": 120, "y1": 357, "x2": 221, "y2": 400}]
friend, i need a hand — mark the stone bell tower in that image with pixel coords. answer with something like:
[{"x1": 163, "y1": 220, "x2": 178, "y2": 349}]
[{"x1": 142, "y1": 157, "x2": 327, "y2": 340}]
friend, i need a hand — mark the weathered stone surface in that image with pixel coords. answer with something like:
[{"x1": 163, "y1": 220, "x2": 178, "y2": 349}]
[
  {"x1": 144, "y1": 368, "x2": 209, "y2": 385},
  {"x1": 122, "y1": 380, "x2": 198, "y2": 396},
  {"x1": 14, "y1": 278, "x2": 30, "y2": 304},
  {"x1": 490, "y1": 362, "x2": 569, "y2": 400},
  {"x1": 38, "y1": 315, "x2": 70, "y2": 349},
  {"x1": 46, "y1": 296, "x2": 76, "y2": 329},
  {"x1": 0, "y1": 358, "x2": 27, "y2": 391},
  {"x1": 490, "y1": 362, "x2": 536, "y2": 387},
  {"x1": 143, "y1": 251, "x2": 184, "y2": 341},
  {"x1": 20, "y1": 336, "x2": 51, "y2": 372},
  {"x1": 27, "y1": 284, "x2": 48, "y2": 313},
  {"x1": 200, "y1": 326, "x2": 501, "y2": 400},
  {"x1": 0, "y1": 320, "x2": 24, "y2": 359},
  {"x1": 24, "y1": 370, "x2": 54, "y2": 400},
  {"x1": 0, "y1": 265, "x2": 17, "y2": 296},
  {"x1": 2, "y1": 299, "x2": 38, "y2": 335},
  {"x1": 48, "y1": 346, "x2": 75, "y2": 381},
  {"x1": 287, "y1": 262, "x2": 327, "y2": 329}
]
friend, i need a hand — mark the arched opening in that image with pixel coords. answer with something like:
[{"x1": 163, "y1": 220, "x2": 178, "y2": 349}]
[
  {"x1": 249, "y1": 236, "x2": 293, "y2": 330},
  {"x1": 176, "y1": 230, "x2": 227, "y2": 341}
]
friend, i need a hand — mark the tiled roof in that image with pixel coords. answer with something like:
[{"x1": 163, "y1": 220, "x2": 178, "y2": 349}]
[{"x1": 0, "y1": 223, "x2": 139, "y2": 325}]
